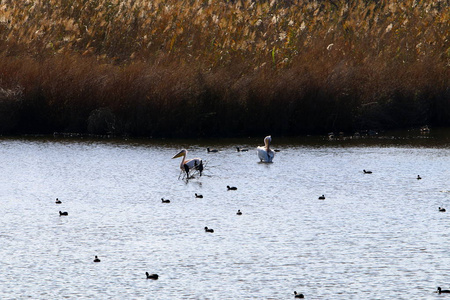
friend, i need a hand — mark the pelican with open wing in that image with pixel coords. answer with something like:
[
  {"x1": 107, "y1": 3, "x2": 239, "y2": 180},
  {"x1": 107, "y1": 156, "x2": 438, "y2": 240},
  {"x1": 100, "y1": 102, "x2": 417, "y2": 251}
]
[{"x1": 172, "y1": 149, "x2": 203, "y2": 178}]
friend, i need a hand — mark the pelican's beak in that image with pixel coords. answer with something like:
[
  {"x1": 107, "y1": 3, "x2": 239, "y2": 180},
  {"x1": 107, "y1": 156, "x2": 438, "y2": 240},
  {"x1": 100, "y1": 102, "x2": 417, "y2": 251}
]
[{"x1": 172, "y1": 150, "x2": 184, "y2": 159}]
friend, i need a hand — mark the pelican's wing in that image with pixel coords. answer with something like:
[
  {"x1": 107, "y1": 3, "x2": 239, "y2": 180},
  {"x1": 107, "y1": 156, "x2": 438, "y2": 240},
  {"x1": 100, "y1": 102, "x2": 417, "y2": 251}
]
[
  {"x1": 185, "y1": 158, "x2": 202, "y2": 169},
  {"x1": 257, "y1": 146, "x2": 274, "y2": 163},
  {"x1": 257, "y1": 146, "x2": 268, "y2": 162},
  {"x1": 267, "y1": 149, "x2": 275, "y2": 162},
  {"x1": 183, "y1": 158, "x2": 204, "y2": 177}
]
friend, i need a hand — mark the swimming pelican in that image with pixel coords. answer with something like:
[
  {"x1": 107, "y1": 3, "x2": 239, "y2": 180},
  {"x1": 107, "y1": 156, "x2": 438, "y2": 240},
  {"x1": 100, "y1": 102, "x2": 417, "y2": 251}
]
[
  {"x1": 257, "y1": 135, "x2": 274, "y2": 163},
  {"x1": 172, "y1": 149, "x2": 203, "y2": 177}
]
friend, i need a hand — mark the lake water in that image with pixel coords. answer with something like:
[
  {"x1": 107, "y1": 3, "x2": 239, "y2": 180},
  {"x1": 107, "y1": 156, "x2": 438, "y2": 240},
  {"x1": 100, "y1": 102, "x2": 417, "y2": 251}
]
[{"x1": 1, "y1": 131, "x2": 450, "y2": 299}]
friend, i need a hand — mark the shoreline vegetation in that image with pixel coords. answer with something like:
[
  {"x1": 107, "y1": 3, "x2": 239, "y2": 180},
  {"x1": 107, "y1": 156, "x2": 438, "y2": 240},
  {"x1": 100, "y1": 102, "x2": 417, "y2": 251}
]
[{"x1": 0, "y1": 0, "x2": 448, "y2": 138}]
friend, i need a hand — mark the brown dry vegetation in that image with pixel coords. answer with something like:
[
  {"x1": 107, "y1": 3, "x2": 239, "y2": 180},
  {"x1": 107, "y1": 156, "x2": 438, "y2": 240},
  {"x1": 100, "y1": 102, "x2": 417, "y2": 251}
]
[{"x1": 0, "y1": 0, "x2": 448, "y2": 137}]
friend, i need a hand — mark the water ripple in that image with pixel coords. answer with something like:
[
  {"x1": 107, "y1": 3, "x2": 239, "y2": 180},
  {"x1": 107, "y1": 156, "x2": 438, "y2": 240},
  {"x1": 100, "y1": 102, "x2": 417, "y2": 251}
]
[{"x1": 1, "y1": 138, "x2": 450, "y2": 299}]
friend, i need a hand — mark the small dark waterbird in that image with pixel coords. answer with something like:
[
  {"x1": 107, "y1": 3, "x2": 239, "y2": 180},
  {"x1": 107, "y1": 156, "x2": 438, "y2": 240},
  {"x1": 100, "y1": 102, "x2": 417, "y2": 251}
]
[
  {"x1": 204, "y1": 227, "x2": 214, "y2": 233},
  {"x1": 417, "y1": 175, "x2": 422, "y2": 180},
  {"x1": 294, "y1": 291, "x2": 305, "y2": 298},
  {"x1": 236, "y1": 147, "x2": 248, "y2": 152},
  {"x1": 363, "y1": 170, "x2": 372, "y2": 174},
  {"x1": 439, "y1": 207, "x2": 446, "y2": 212},
  {"x1": 146, "y1": 272, "x2": 159, "y2": 280},
  {"x1": 318, "y1": 195, "x2": 325, "y2": 200},
  {"x1": 236, "y1": 209, "x2": 242, "y2": 215},
  {"x1": 161, "y1": 198, "x2": 170, "y2": 203},
  {"x1": 195, "y1": 193, "x2": 203, "y2": 198},
  {"x1": 207, "y1": 147, "x2": 218, "y2": 153},
  {"x1": 93, "y1": 255, "x2": 101, "y2": 262},
  {"x1": 421, "y1": 125, "x2": 430, "y2": 133},
  {"x1": 227, "y1": 186, "x2": 237, "y2": 190},
  {"x1": 59, "y1": 211, "x2": 68, "y2": 216},
  {"x1": 55, "y1": 198, "x2": 62, "y2": 204},
  {"x1": 437, "y1": 287, "x2": 450, "y2": 294}
]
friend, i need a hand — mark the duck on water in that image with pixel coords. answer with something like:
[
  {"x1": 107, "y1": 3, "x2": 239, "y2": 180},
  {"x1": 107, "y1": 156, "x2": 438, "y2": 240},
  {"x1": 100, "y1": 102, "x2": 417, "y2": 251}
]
[{"x1": 437, "y1": 287, "x2": 450, "y2": 294}]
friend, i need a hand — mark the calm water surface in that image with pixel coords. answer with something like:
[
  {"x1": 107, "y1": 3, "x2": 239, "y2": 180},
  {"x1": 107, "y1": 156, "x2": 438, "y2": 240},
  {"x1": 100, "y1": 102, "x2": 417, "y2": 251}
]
[{"x1": 1, "y1": 132, "x2": 450, "y2": 299}]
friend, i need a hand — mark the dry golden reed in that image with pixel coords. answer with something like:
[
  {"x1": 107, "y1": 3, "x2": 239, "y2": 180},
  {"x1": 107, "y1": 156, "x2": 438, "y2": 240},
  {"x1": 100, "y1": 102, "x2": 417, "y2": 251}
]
[{"x1": 0, "y1": 0, "x2": 448, "y2": 136}]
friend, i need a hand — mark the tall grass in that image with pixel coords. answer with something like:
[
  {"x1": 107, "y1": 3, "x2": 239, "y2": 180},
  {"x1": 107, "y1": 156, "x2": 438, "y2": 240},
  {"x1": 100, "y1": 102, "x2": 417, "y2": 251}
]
[{"x1": 0, "y1": 0, "x2": 448, "y2": 136}]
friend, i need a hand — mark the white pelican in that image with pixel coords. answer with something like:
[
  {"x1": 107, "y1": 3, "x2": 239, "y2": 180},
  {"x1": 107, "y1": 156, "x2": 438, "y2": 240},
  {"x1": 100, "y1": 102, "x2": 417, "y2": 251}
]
[
  {"x1": 257, "y1": 135, "x2": 274, "y2": 163},
  {"x1": 172, "y1": 149, "x2": 203, "y2": 177}
]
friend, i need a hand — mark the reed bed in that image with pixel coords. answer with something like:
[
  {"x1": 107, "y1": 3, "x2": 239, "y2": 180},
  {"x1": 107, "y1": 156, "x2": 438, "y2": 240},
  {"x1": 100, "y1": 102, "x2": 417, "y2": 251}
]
[{"x1": 0, "y1": 0, "x2": 448, "y2": 137}]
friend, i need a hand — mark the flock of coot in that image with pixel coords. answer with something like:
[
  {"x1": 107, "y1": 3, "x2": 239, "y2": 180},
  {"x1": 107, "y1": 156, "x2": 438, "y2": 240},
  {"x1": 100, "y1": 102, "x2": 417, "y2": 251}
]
[{"x1": 52, "y1": 134, "x2": 448, "y2": 298}]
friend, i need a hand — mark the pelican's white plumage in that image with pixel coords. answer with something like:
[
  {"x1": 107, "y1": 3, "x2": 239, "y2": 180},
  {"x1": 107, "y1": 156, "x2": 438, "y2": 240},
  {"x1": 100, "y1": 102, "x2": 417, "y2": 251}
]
[
  {"x1": 172, "y1": 149, "x2": 203, "y2": 176},
  {"x1": 257, "y1": 135, "x2": 274, "y2": 163}
]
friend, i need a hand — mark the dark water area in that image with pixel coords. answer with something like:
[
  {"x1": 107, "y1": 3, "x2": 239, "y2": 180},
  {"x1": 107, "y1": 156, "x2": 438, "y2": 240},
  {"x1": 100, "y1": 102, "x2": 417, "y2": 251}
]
[
  {"x1": 18, "y1": 126, "x2": 450, "y2": 149},
  {"x1": 1, "y1": 128, "x2": 450, "y2": 299}
]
